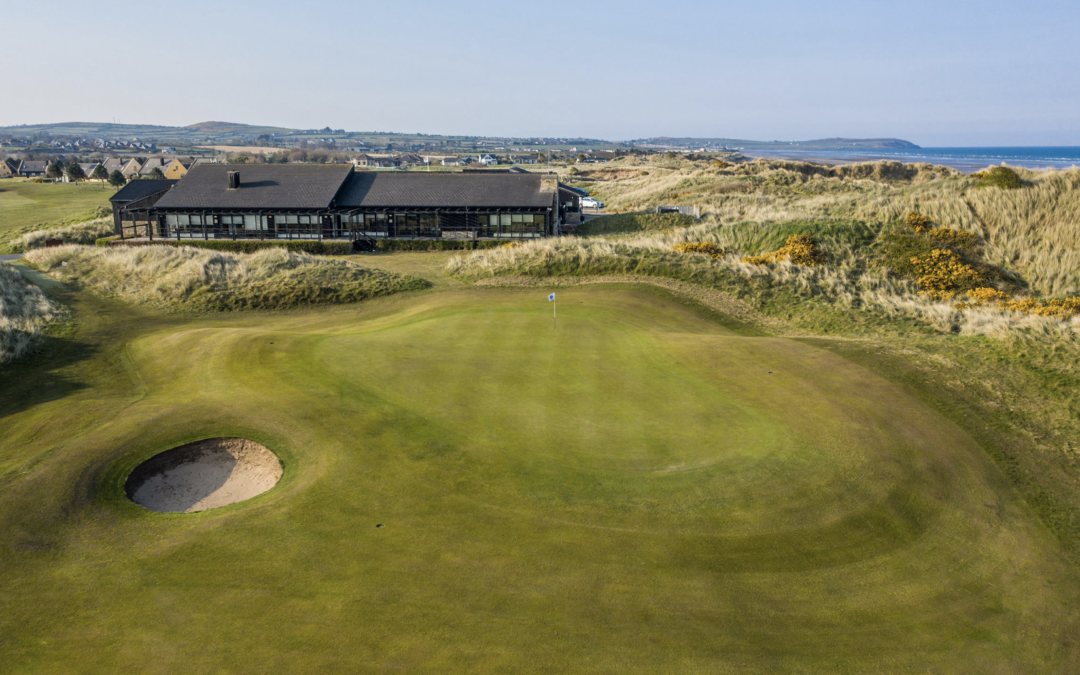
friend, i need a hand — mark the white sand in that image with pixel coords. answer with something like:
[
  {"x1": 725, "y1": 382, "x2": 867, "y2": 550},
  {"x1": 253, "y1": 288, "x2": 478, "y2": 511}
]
[{"x1": 127, "y1": 438, "x2": 283, "y2": 513}]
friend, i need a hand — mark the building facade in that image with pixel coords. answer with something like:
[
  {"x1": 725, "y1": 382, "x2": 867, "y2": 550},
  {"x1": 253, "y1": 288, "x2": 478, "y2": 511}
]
[{"x1": 112, "y1": 164, "x2": 580, "y2": 244}]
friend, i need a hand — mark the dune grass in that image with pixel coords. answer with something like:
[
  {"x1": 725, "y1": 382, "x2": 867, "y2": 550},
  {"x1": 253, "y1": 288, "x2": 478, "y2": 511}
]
[
  {"x1": 1, "y1": 286, "x2": 1078, "y2": 673},
  {"x1": 575, "y1": 211, "x2": 699, "y2": 236},
  {"x1": 0, "y1": 217, "x2": 115, "y2": 254},
  {"x1": 0, "y1": 261, "x2": 65, "y2": 364},
  {"x1": 23, "y1": 244, "x2": 429, "y2": 311}
]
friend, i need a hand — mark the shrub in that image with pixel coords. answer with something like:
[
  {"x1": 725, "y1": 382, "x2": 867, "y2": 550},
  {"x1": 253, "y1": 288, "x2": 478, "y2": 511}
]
[
  {"x1": 741, "y1": 235, "x2": 824, "y2": 266},
  {"x1": 904, "y1": 212, "x2": 934, "y2": 233},
  {"x1": 672, "y1": 242, "x2": 726, "y2": 259},
  {"x1": 1001, "y1": 297, "x2": 1080, "y2": 318},
  {"x1": 954, "y1": 286, "x2": 1080, "y2": 318},
  {"x1": 95, "y1": 236, "x2": 120, "y2": 247},
  {"x1": 976, "y1": 166, "x2": 1023, "y2": 190},
  {"x1": 909, "y1": 249, "x2": 981, "y2": 299},
  {"x1": 926, "y1": 227, "x2": 979, "y2": 251}
]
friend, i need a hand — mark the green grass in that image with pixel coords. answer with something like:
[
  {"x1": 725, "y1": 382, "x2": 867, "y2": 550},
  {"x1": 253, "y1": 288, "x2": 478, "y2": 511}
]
[
  {"x1": 2, "y1": 277, "x2": 1079, "y2": 672},
  {"x1": 575, "y1": 212, "x2": 699, "y2": 236},
  {"x1": 0, "y1": 179, "x2": 113, "y2": 239}
]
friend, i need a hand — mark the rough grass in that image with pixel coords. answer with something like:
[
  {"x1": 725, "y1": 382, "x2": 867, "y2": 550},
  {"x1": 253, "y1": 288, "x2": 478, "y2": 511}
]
[
  {"x1": 575, "y1": 211, "x2": 699, "y2": 236},
  {"x1": 0, "y1": 261, "x2": 64, "y2": 364},
  {"x1": 23, "y1": 245, "x2": 429, "y2": 311},
  {"x1": 573, "y1": 159, "x2": 1080, "y2": 297},
  {"x1": 1, "y1": 217, "x2": 114, "y2": 254}
]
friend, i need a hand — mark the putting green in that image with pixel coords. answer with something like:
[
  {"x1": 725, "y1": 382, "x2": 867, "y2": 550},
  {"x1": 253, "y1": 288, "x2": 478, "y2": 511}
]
[{"x1": 1, "y1": 286, "x2": 1078, "y2": 673}]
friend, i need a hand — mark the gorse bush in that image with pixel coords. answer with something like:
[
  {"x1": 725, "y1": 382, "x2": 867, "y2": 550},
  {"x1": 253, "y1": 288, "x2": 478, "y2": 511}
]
[
  {"x1": 23, "y1": 245, "x2": 428, "y2": 312},
  {"x1": 905, "y1": 212, "x2": 935, "y2": 233},
  {"x1": 741, "y1": 235, "x2": 824, "y2": 266},
  {"x1": 0, "y1": 262, "x2": 65, "y2": 364},
  {"x1": 975, "y1": 166, "x2": 1023, "y2": 190},
  {"x1": 909, "y1": 249, "x2": 981, "y2": 300},
  {"x1": 926, "y1": 227, "x2": 979, "y2": 252},
  {"x1": 956, "y1": 287, "x2": 1080, "y2": 318},
  {"x1": 672, "y1": 242, "x2": 726, "y2": 259}
]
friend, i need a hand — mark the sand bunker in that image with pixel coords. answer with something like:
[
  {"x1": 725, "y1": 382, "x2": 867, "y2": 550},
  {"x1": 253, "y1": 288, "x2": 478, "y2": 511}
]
[{"x1": 125, "y1": 438, "x2": 283, "y2": 513}]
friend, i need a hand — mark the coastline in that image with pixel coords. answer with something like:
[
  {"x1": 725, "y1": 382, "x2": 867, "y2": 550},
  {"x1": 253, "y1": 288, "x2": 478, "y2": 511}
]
[{"x1": 739, "y1": 147, "x2": 1080, "y2": 173}]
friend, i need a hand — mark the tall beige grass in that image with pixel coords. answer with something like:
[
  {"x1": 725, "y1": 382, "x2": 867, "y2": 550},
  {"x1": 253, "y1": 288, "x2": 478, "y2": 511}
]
[
  {"x1": 4, "y1": 217, "x2": 115, "y2": 253},
  {"x1": 448, "y1": 201, "x2": 1080, "y2": 339},
  {"x1": 0, "y1": 262, "x2": 65, "y2": 365},
  {"x1": 23, "y1": 245, "x2": 427, "y2": 311}
]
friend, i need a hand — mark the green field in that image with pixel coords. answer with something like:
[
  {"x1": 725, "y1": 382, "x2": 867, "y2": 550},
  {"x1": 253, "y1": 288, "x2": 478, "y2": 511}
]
[
  {"x1": 2, "y1": 257, "x2": 1078, "y2": 673},
  {"x1": 0, "y1": 179, "x2": 112, "y2": 237}
]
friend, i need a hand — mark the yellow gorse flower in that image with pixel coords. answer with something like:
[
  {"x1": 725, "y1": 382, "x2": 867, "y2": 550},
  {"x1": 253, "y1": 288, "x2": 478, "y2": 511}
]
[
  {"x1": 909, "y1": 249, "x2": 980, "y2": 300},
  {"x1": 741, "y1": 235, "x2": 824, "y2": 267},
  {"x1": 672, "y1": 242, "x2": 727, "y2": 259}
]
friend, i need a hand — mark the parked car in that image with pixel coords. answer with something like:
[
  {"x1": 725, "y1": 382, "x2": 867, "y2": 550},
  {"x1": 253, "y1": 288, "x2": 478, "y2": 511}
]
[{"x1": 581, "y1": 197, "x2": 604, "y2": 209}]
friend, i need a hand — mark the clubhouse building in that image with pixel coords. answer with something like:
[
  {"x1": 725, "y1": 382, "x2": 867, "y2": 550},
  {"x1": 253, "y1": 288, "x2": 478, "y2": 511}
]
[{"x1": 110, "y1": 164, "x2": 582, "y2": 246}]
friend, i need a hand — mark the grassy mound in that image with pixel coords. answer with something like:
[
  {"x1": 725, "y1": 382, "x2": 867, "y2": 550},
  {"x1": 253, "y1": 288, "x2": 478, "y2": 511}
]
[
  {"x1": 0, "y1": 261, "x2": 65, "y2": 364},
  {"x1": 0, "y1": 217, "x2": 114, "y2": 254},
  {"x1": 23, "y1": 245, "x2": 429, "y2": 311},
  {"x1": 974, "y1": 166, "x2": 1024, "y2": 189},
  {"x1": 575, "y1": 211, "x2": 698, "y2": 236}
]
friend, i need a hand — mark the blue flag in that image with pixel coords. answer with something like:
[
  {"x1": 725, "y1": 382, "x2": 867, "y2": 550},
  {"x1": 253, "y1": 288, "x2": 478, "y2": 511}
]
[{"x1": 548, "y1": 293, "x2": 555, "y2": 302}]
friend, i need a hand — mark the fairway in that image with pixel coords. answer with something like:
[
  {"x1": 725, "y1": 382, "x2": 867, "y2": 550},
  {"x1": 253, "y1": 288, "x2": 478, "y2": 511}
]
[
  {"x1": 1, "y1": 285, "x2": 1078, "y2": 673},
  {"x1": 0, "y1": 179, "x2": 112, "y2": 236}
]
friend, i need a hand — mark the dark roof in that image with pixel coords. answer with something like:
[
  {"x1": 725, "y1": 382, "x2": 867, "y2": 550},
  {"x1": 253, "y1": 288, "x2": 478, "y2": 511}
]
[
  {"x1": 335, "y1": 172, "x2": 558, "y2": 208},
  {"x1": 154, "y1": 164, "x2": 354, "y2": 210},
  {"x1": 110, "y1": 180, "x2": 178, "y2": 204},
  {"x1": 20, "y1": 161, "x2": 47, "y2": 172}
]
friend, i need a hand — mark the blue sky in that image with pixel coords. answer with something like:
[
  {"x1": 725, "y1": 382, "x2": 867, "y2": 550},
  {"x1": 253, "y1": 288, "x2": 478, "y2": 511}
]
[{"x1": 3, "y1": 0, "x2": 1079, "y2": 145}]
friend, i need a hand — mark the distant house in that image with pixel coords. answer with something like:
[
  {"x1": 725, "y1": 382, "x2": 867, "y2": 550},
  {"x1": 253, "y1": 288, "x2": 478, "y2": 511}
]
[
  {"x1": 162, "y1": 158, "x2": 192, "y2": 180},
  {"x1": 18, "y1": 160, "x2": 48, "y2": 177},
  {"x1": 441, "y1": 157, "x2": 462, "y2": 167},
  {"x1": 161, "y1": 147, "x2": 176, "y2": 154},
  {"x1": 102, "y1": 157, "x2": 126, "y2": 173},
  {"x1": 120, "y1": 159, "x2": 143, "y2": 181},
  {"x1": 138, "y1": 157, "x2": 165, "y2": 177},
  {"x1": 0, "y1": 159, "x2": 17, "y2": 178},
  {"x1": 478, "y1": 154, "x2": 498, "y2": 166}
]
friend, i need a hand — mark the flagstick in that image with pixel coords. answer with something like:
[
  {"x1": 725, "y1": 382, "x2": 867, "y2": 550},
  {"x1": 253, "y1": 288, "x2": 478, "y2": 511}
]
[{"x1": 553, "y1": 297, "x2": 557, "y2": 330}]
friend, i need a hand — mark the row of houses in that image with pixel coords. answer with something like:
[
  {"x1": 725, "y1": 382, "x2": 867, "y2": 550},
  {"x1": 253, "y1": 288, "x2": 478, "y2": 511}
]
[
  {"x1": 351, "y1": 153, "x2": 544, "y2": 169},
  {"x1": 0, "y1": 156, "x2": 205, "y2": 181}
]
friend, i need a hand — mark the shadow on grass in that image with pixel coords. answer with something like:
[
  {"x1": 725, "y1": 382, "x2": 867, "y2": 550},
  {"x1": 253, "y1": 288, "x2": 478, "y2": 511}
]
[{"x1": 0, "y1": 331, "x2": 96, "y2": 421}]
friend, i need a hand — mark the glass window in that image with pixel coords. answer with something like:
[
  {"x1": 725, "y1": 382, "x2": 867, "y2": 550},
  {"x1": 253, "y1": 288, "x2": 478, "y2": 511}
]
[
  {"x1": 500, "y1": 214, "x2": 512, "y2": 227},
  {"x1": 244, "y1": 215, "x2": 259, "y2": 230},
  {"x1": 166, "y1": 214, "x2": 177, "y2": 226}
]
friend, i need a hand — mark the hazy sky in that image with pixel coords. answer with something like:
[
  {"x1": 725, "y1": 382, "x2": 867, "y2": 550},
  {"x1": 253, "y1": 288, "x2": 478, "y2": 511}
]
[{"x1": 3, "y1": 0, "x2": 1079, "y2": 145}]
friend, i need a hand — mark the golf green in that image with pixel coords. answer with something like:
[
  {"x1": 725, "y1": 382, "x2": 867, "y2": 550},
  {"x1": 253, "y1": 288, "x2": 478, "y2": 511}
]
[{"x1": 1, "y1": 286, "x2": 1078, "y2": 673}]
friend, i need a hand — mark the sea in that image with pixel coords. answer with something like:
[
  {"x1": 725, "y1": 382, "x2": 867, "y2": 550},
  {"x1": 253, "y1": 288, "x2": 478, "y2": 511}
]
[{"x1": 740, "y1": 147, "x2": 1080, "y2": 174}]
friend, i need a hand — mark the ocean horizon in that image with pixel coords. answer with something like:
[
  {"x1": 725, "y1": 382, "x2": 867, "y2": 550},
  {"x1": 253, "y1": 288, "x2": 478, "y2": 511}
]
[{"x1": 740, "y1": 146, "x2": 1080, "y2": 173}]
